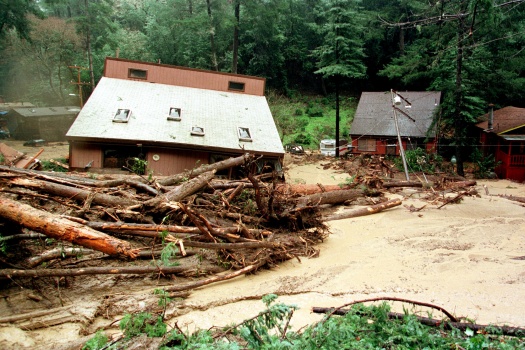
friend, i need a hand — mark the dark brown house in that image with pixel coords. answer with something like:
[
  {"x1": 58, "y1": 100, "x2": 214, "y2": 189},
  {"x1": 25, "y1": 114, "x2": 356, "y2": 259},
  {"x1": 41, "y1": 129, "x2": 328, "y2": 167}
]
[
  {"x1": 7, "y1": 106, "x2": 79, "y2": 141},
  {"x1": 66, "y1": 57, "x2": 284, "y2": 176},
  {"x1": 349, "y1": 91, "x2": 441, "y2": 156},
  {"x1": 476, "y1": 106, "x2": 525, "y2": 182}
]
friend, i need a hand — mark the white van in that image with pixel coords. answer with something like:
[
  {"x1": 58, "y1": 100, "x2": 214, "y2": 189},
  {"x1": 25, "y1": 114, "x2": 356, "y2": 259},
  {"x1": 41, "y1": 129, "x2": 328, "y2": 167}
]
[{"x1": 319, "y1": 139, "x2": 350, "y2": 157}]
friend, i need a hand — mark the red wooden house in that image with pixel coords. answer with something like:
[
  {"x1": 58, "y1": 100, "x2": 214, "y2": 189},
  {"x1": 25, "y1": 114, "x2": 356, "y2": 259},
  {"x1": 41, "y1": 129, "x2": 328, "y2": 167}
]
[
  {"x1": 66, "y1": 57, "x2": 284, "y2": 176},
  {"x1": 476, "y1": 106, "x2": 525, "y2": 182},
  {"x1": 349, "y1": 91, "x2": 441, "y2": 156}
]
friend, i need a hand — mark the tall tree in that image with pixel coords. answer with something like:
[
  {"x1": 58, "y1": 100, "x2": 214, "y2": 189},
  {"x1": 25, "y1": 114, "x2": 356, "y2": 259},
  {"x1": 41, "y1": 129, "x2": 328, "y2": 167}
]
[
  {"x1": 312, "y1": 0, "x2": 367, "y2": 156},
  {"x1": 380, "y1": 0, "x2": 525, "y2": 176},
  {"x1": 0, "y1": 0, "x2": 42, "y2": 39}
]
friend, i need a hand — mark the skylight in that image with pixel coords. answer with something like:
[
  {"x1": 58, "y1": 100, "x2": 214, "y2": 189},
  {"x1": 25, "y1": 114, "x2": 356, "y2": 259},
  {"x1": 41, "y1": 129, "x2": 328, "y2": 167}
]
[
  {"x1": 238, "y1": 127, "x2": 252, "y2": 142},
  {"x1": 113, "y1": 109, "x2": 131, "y2": 123}
]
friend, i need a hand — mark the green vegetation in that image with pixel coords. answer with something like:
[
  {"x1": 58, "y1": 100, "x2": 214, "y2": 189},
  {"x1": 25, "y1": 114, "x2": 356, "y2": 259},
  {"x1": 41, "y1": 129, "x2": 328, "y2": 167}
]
[
  {"x1": 83, "y1": 295, "x2": 525, "y2": 349},
  {"x1": 269, "y1": 93, "x2": 357, "y2": 149},
  {"x1": 40, "y1": 158, "x2": 68, "y2": 172},
  {"x1": 393, "y1": 148, "x2": 444, "y2": 174},
  {"x1": 470, "y1": 148, "x2": 500, "y2": 179}
]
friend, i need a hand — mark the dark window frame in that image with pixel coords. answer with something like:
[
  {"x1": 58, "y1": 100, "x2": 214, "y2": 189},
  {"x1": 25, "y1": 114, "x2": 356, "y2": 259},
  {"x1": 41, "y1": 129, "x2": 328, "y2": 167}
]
[
  {"x1": 128, "y1": 68, "x2": 148, "y2": 80},
  {"x1": 228, "y1": 81, "x2": 245, "y2": 92}
]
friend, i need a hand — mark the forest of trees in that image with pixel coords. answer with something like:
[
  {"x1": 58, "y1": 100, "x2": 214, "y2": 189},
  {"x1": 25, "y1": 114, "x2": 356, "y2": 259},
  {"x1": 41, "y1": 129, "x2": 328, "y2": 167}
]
[{"x1": 1, "y1": 0, "x2": 524, "y2": 173}]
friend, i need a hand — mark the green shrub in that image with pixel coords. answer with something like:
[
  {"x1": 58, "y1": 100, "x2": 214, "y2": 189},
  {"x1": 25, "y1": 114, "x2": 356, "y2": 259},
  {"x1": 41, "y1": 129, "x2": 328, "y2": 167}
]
[
  {"x1": 394, "y1": 147, "x2": 443, "y2": 174},
  {"x1": 306, "y1": 105, "x2": 323, "y2": 118},
  {"x1": 470, "y1": 148, "x2": 500, "y2": 179}
]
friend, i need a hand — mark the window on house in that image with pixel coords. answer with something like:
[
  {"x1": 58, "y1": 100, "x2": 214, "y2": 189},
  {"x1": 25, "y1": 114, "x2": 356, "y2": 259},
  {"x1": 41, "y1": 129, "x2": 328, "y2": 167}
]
[
  {"x1": 191, "y1": 126, "x2": 205, "y2": 136},
  {"x1": 238, "y1": 127, "x2": 252, "y2": 142},
  {"x1": 167, "y1": 107, "x2": 181, "y2": 121},
  {"x1": 357, "y1": 138, "x2": 376, "y2": 151},
  {"x1": 128, "y1": 68, "x2": 147, "y2": 80},
  {"x1": 228, "y1": 81, "x2": 245, "y2": 92},
  {"x1": 113, "y1": 109, "x2": 131, "y2": 123}
]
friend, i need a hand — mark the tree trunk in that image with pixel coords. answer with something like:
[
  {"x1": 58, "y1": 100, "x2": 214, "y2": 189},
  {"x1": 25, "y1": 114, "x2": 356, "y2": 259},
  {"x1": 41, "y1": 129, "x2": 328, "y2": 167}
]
[
  {"x1": 9, "y1": 177, "x2": 138, "y2": 208},
  {"x1": 143, "y1": 170, "x2": 216, "y2": 210},
  {"x1": 157, "y1": 153, "x2": 249, "y2": 186},
  {"x1": 206, "y1": 0, "x2": 219, "y2": 71},
  {"x1": 296, "y1": 189, "x2": 366, "y2": 208},
  {"x1": 0, "y1": 265, "x2": 195, "y2": 278},
  {"x1": 323, "y1": 198, "x2": 402, "y2": 221},
  {"x1": 0, "y1": 197, "x2": 137, "y2": 258},
  {"x1": 232, "y1": 0, "x2": 240, "y2": 73}
]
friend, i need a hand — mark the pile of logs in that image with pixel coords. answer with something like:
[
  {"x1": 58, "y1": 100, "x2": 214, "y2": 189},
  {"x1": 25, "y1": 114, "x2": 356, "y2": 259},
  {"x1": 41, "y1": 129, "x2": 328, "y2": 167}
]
[{"x1": 0, "y1": 153, "x2": 397, "y2": 292}]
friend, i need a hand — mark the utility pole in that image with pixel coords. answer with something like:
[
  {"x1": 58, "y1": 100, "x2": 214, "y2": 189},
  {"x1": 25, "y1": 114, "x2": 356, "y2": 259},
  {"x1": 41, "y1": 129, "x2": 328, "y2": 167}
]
[
  {"x1": 69, "y1": 66, "x2": 90, "y2": 107},
  {"x1": 391, "y1": 89, "x2": 415, "y2": 181}
]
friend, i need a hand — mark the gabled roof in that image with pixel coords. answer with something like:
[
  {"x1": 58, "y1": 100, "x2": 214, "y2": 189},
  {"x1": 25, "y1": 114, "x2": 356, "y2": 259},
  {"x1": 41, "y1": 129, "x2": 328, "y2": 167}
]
[
  {"x1": 66, "y1": 77, "x2": 284, "y2": 156},
  {"x1": 475, "y1": 106, "x2": 525, "y2": 135},
  {"x1": 350, "y1": 91, "x2": 441, "y2": 138},
  {"x1": 12, "y1": 106, "x2": 80, "y2": 117}
]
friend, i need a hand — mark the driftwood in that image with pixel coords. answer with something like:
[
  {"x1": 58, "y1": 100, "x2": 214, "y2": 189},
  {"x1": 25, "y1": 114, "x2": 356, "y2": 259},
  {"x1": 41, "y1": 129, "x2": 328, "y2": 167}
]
[
  {"x1": 295, "y1": 189, "x2": 367, "y2": 209},
  {"x1": 0, "y1": 264, "x2": 219, "y2": 278},
  {"x1": 9, "y1": 177, "x2": 138, "y2": 208},
  {"x1": 27, "y1": 247, "x2": 97, "y2": 268},
  {"x1": 275, "y1": 183, "x2": 352, "y2": 196},
  {"x1": 143, "y1": 170, "x2": 216, "y2": 210},
  {"x1": 383, "y1": 180, "x2": 423, "y2": 188},
  {"x1": 323, "y1": 198, "x2": 402, "y2": 221},
  {"x1": 497, "y1": 194, "x2": 525, "y2": 204},
  {"x1": 0, "y1": 197, "x2": 138, "y2": 258},
  {"x1": 157, "y1": 153, "x2": 250, "y2": 186},
  {"x1": 162, "y1": 261, "x2": 266, "y2": 292}
]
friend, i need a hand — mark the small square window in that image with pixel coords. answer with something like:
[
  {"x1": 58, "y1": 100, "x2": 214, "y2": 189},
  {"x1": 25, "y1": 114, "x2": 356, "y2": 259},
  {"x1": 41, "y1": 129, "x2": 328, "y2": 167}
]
[
  {"x1": 191, "y1": 126, "x2": 205, "y2": 136},
  {"x1": 228, "y1": 81, "x2": 245, "y2": 92},
  {"x1": 128, "y1": 68, "x2": 147, "y2": 80},
  {"x1": 113, "y1": 109, "x2": 131, "y2": 123},
  {"x1": 168, "y1": 107, "x2": 181, "y2": 121},
  {"x1": 238, "y1": 127, "x2": 252, "y2": 142}
]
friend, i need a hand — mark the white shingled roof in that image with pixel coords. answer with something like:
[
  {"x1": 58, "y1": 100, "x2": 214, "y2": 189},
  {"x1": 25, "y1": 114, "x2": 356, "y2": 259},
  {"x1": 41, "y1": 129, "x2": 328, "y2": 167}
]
[{"x1": 66, "y1": 77, "x2": 284, "y2": 156}]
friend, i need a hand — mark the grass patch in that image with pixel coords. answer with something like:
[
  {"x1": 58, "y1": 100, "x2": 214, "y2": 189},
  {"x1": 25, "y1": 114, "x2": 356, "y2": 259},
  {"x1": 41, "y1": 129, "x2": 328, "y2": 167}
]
[{"x1": 268, "y1": 91, "x2": 358, "y2": 150}]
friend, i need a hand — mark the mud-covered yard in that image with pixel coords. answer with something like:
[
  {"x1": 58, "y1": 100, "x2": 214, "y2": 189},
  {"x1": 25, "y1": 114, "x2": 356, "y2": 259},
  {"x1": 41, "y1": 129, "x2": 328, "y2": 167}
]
[{"x1": 0, "y1": 149, "x2": 524, "y2": 349}]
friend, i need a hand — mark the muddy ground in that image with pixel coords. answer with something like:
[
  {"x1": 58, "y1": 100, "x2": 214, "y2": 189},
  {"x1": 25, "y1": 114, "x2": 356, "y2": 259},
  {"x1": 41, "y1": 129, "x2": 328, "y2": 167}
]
[{"x1": 0, "y1": 146, "x2": 524, "y2": 349}]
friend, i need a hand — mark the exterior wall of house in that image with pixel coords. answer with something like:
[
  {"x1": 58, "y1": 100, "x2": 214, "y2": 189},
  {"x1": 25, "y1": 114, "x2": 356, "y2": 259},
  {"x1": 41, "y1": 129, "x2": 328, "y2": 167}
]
[
  {"x1": 69, "y1": 142, "x2": 103, "y2": 169},
  {"x1": 8, "y1": 114, "x2": 76, "y2": 141},
  {"x1": 351, "y1": 137, "x2": 437, "y2": 156},
  {"x1": 146, "y1": 148, "x2": 209, "y2": 176},
  {"x1": 104, "y1": 58, "x2": 266, "y2": 96}
]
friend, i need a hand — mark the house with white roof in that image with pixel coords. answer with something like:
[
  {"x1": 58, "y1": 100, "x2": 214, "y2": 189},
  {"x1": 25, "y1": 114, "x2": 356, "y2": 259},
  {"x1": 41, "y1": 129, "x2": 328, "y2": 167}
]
[{"x1": 66, "y1": 57, "x2": 284, "y2": 176}]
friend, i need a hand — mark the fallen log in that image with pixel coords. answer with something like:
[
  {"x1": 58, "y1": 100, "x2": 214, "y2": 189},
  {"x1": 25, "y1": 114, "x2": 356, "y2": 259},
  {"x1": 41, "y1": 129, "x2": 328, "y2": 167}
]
[
  {"x1": 296, "y1": 189, "x2": 367, "y2": 209},
  {"x1": 143, "y1": 170, "x2": 216, "y2": 210},
  {"x1": 275, "y1": 183, "x2": 352, "y2": 196},
  {"x1": 61, "y1": 218, "x2": 272, "y2": 242},
  {"x1": 9, "y1": 177, "x2": 139, "y2": 208},
  {"x1": 497, "y1": 194, "x2": 525, "y2": 204},
  {"x1": 312, "y1": 307, "x2": 525, "y2": 337},
  {"x1": 0, "y1": 232, "x2": 46, "y2": 242},
  {"x1": 157, "y1": 153, "x2": 250, "y2": 186},
  {"x1": 27, "y1": 247, "x2": 97, "y2": 268},
  {"x1": 0, "y1": 305, "x2": 72, "y2": 324},
  {"x1": 323, "y1": 198, "x2": 402, "y2": 221},
  {"x1": 0, "y1": 197, "x2": 137, "y2": 258},
  {"x1": 0, "y1": 265, "x2": 207, "y2": 278},
  {"x1": 383, "y1": 180, "x2": 423, "y2": 188},
  {"x1": 162, "y1": 261, "x2": 266, "y2": 292}
]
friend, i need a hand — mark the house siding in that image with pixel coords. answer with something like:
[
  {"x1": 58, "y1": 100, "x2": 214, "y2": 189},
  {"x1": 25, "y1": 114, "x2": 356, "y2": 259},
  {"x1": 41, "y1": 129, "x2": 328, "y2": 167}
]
[
  {"x1": 146, "y1": 149, "x2": 209, "y2": 176},
  {"x1": 104, "y1": 58, "x2": 265, "y2": 96},
  {"x1": 69, "y1": 142, "x2": 103, "y2": 169}
]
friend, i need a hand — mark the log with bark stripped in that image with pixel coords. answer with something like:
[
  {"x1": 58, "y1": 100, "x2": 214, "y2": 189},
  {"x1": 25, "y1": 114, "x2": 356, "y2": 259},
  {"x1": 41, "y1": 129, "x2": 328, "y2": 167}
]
[{"x1": 0, "y1": 196, "x2": 138, "y2": 258}]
